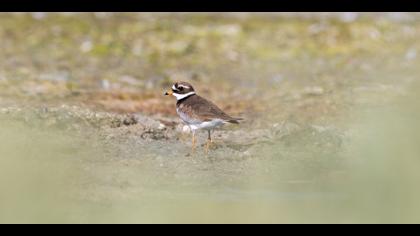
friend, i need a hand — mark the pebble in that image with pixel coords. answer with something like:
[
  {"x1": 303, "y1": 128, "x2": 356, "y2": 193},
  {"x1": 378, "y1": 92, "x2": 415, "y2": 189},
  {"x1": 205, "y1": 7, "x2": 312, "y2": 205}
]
[{"x1": 158, "y1": 123, "x2": 166, "y2": 130}]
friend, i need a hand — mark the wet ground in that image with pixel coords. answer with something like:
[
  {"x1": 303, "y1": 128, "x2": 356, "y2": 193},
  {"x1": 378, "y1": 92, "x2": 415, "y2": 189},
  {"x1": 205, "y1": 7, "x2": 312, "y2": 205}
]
[{"x1": 1, "y1": 13, "x2": 420, "y2": 223}]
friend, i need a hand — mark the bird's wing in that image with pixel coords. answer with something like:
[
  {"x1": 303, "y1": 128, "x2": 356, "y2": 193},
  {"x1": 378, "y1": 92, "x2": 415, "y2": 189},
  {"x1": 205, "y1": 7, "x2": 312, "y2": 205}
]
[{"x1": 189, "y1": 95, "x2": 237, "y2": 122}]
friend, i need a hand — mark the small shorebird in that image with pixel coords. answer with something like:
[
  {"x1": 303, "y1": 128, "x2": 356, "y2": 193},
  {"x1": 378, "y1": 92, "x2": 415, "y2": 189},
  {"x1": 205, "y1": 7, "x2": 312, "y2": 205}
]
[{"x1": 164, "y1": 81, "x2": 242, "y2": 153}]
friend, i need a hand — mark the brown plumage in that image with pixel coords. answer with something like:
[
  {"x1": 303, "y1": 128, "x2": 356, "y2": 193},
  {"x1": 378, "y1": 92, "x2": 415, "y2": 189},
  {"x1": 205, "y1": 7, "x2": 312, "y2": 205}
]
[
  {"x1": 177, "y1": 94, "x2": 241, "y2": 124},
  {"x1": 164, "y1": 81, "x2": 242, "y2": 153}
]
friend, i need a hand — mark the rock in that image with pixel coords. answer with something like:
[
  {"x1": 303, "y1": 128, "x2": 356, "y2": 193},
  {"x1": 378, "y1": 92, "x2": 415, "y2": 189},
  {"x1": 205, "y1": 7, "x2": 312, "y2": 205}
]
[
  {"x1": 182, "y1": 125, "x2": 191, "y2": 133},
  {"x1": 158, "y1": 123, "x2": 166, "y2": 130},
  {"x1": 140, "y1": 128, "x2": 167, "y2": 140},
  {"x1": 101, "y1": 80, "x2": 111, "y2": 90},
  {"x1": 122, "y1": 115, "x2": 138, "y2": 126}
]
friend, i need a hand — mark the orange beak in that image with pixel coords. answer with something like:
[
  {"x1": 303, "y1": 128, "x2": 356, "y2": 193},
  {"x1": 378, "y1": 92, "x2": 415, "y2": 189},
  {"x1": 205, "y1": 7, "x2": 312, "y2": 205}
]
[{"x1": 164, "y1": 89, "x2": 173, "y2": 96}]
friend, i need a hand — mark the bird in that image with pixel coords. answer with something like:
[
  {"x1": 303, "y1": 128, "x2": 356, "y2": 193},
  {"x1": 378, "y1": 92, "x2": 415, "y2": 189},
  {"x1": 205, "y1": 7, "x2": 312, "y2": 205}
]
[{"x1": 164, "y1": 81, "x2": 242, "y2": 153}]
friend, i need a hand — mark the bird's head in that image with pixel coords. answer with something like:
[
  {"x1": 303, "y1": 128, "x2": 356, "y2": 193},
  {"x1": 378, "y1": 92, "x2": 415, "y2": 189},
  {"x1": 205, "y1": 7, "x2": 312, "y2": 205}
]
[{"x1": 164, "y1": 81, "x2": 196, "y2": 100}]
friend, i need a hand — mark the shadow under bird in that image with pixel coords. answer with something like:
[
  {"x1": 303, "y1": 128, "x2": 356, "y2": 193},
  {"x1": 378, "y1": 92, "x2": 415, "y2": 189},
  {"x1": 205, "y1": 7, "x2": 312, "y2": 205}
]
[{"x1": 164, "y1": 81, "x2": 242, "y2": 153}]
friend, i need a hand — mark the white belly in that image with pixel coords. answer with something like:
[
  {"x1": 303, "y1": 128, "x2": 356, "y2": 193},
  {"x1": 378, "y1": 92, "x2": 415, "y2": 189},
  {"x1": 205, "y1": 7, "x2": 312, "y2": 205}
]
[
  {"x1": 190, "y1": 119, "x2": 226, "y2": 131},
  {"x1": 177, "y1": 108, "x2": 226, "y2": 131}
]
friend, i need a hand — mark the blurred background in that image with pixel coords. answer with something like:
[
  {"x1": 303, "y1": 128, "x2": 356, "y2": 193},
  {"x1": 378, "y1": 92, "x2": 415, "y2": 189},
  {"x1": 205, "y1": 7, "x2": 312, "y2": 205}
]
[{"x1": 1, "y1": 12, "x2": 420, "y2": 223}]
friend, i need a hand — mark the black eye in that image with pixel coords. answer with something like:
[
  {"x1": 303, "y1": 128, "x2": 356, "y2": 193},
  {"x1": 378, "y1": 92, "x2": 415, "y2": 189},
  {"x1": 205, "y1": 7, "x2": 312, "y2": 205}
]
[{"x1": 179, "y1": 87, "x2": 184, "y2": 91}]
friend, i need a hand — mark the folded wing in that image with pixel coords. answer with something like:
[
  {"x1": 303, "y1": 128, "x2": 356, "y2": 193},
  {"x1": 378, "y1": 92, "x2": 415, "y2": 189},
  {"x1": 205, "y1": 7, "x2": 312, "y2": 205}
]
[{"x1": 189, "y1": 95, "x2": 242, "y2": 124}]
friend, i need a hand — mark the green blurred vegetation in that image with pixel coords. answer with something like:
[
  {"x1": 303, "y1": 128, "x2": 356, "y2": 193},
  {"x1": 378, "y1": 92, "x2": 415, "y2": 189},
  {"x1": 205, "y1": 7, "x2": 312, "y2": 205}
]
[{"x1": 0, "y1": 13, "x2": 418, "y2": 121}]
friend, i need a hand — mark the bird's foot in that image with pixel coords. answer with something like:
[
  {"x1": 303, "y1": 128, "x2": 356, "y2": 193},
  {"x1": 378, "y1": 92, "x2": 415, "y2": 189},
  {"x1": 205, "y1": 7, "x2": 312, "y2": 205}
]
[{"x1": 204, "y1": 139, "x2": 220, "y2": 154}]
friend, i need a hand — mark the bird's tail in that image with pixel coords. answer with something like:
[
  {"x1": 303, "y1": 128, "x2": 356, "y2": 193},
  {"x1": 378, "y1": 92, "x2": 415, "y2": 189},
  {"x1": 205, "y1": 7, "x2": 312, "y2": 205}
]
[{"x1": 228, "y1": 117, "x2": 244, "y2": 124}]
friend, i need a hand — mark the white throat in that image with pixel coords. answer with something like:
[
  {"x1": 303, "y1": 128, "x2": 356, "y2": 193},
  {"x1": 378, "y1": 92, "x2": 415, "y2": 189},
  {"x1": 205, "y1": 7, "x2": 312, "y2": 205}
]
[{"x1": 173, "y1": 92, "x2": 196, "y2": 100}]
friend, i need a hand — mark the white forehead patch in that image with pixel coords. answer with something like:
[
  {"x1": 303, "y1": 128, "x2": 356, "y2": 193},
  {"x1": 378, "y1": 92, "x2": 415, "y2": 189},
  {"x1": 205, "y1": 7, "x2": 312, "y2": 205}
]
[
  {"x1": 173, "y1": 83, "x2": 191, "y2": 91},
  {"x1": 178, "y1": 84, "x2": 190, "y2": 89}
]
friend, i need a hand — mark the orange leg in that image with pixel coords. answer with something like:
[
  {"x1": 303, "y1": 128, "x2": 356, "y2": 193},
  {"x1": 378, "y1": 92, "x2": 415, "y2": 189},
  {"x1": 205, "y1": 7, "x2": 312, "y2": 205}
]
[
  {"x1": 191, "y1": 131, "x2": 196, "y2": 153},
  {"x1": 205, "y1": 130, "x2": 213, "y2": 154}
]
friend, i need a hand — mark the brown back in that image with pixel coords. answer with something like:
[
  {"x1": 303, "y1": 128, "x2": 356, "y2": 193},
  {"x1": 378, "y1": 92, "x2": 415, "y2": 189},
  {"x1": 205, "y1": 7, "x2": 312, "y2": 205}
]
[{"x1": 177, "y1": 94, "x2": 239, "y2": 123}]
